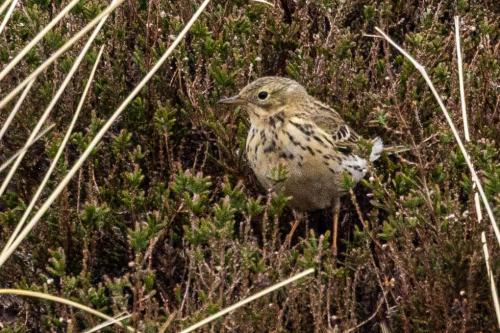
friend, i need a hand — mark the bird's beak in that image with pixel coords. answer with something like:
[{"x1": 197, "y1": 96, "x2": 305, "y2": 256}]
[{"x1": 218, "y1": 95, "x2": 244, "y2": 105}]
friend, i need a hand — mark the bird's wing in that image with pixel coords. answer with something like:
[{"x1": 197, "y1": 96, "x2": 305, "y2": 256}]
[
  {"x1": 306, "y1": 99, "x2": 360, "y2": 145},
  {"x1": 304, "y1": 99, "x2": 384, "y2": 161}
]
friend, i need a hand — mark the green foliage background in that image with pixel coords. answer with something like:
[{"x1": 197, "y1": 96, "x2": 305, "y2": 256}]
[{"x1": 0, "y1": 0, "x2": 499, "y2": 331}]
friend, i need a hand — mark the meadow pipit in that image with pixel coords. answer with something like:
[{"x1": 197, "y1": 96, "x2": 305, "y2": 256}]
[{"x1": 220, "y1": 77, "x2": 383, "y2": 254}]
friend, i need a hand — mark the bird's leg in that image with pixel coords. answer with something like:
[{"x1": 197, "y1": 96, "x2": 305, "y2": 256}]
[
  {"x1": 286, "y1": 210, "x2": 303, "y2": 246},
  {"x1": 331, "y1": 196, "x2": 341, "y2": 255}
]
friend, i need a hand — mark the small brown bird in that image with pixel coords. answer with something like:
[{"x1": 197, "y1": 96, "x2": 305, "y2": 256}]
[{"x1": 220, "y1": 76, "x2": 383, "y2": 254}]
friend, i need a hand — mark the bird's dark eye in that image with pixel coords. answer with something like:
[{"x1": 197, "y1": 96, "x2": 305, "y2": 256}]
[{"x1": 257, "y1": 91, "x2": 269, "y2": 100}]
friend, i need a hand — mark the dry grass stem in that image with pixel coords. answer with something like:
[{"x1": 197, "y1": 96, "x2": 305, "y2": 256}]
[
  {"x1": 0, "y1": 0, "x2": 18, "y2": 34},
  {"x1": 1, "y1": 46, "x2": 104, "y2": 256},
  {"x1": 454, "y1": 16, "x2": 500, "y2": 327},
  {"x1": 0, "y1": 1, "x2": 112, "y2": 199},
  {"x1": 0, "y1": 0, "x2": 13, "y2": 16},
  {"x1": 480, "y1": 210, "x2": 500, "y2": 327},
  {"x1": 0, "y1": 289, "x2": 137, "y2": 332},
  {"x1": 83, "y1": 313, "x2": 132, "y2": 333},
  {"x1": 250, "y1": 0, "x2": 275, "y2": 6},
  {"x1": 454, "y1": 17, "x2": 469, "y2": 142},
  {"x1": 0, "y1": 79, "x2": 35, "y2": 142},
  {"x1": 0, "y1": 124, "x2": 54, "y2": 173},
  {"x1": 180, "y1": 268, "x2": 315, "y2": 333},
  {"x1": 0, "y1": 0, "x2": 82, "y2": 81},
  {"x1": 0, "y1": 0, "x2": 211, "y2": 269},
  {"x1": 0, "y1": 0, "x2": 125, "y2": 109},
  {"x1": 374, "y1": 26, "x2": 500, "y2": 247}
]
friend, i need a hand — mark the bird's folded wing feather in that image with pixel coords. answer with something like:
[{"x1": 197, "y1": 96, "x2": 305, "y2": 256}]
[{"x1": 307, "y1": 99, "x2": 360, "y2": 147}]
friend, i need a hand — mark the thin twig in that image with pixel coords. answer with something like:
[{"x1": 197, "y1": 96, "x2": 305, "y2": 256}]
[
  {"x1": 0, "y1": 124, "x2": 54, "y2": 173},
  {"x1": 0, "y1": 0, "x2": 82, "y2": 81},
  {"x1": 0, "y1": 0, "x2": 18, "y2": 34},
  {"x1": 454, "y1": 16, "x2": 500, "y2": 328},
  {"x1": 180, "y1": 268, "x2": 315, "y2": 333},
  {"x1": 374, "y1": 26, "x2": 500, "y2": 248},
  {"x1": 0, "y1": 0, "x2": 211, "y2": 269},
  {"x1": 0, "y1": 0, "x2": 113, "y2": 199},
  {"x1": 345, "y1": 296, "x2": 384, "y2": 333},
  {"x1": 0, "y1": 79, "x2": 35, "y2": 142},
  {"x1": 0, "y1": 289, "x2": 137, "y2": 332},
  {"x1": 1, "y1": 46, "x2": 105, "y2": 256},
  {"x1": 0, "y1": 0, "x2": 125, "y2": 109}
]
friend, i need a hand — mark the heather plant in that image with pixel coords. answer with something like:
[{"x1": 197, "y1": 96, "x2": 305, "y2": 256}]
[{"x1": 0, "y1": 0, "x2": 499, "y2": 332}]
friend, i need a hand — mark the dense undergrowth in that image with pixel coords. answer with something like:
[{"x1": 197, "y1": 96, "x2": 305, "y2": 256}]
[{"x1": 0, "y1": 0, "x2": 499, "y2": 332}]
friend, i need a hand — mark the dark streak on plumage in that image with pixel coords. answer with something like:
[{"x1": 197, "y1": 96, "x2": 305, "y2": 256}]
[
  {"x1": 276, "y1": 112, "x2": 284, "y2": 123},
  {"x1": 263, "y1": 140, "x2": 276, "y2": 153},
  {"x1": 312, "y1": 135, "x2": 327, "y2": 147},
  {"x1": 322, "y1": 134, "x2": 334, "y2": 146},
  {"x1": 290, "y1": 120, "x2": 312, "y2": 136},
  {"x1": 249, "y1": 129, "x2": 256, "y2": 144},
  {"x1": 269, "y1": 117, "x2": 276, "y2": 128},
  {"x1": 279, "y1": 152, "x2": 295, "y2": 160},
  {"x1": 323, "y1": 154, "x2": 333, "y2": 160},
  {"x1": 338, "y1": 146, "x2": 352, "y2": 155},
  {"x1": 286, "y1": 132, "x2": 300, "y2": 146}
]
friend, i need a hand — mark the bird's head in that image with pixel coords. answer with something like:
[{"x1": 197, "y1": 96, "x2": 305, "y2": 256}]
[{"x1": 219, "y1": 76, "x2": 308, "y2": 120}]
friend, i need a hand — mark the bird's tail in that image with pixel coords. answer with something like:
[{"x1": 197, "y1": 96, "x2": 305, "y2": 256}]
[
  {"x1": 370, "y1": 137, "x2": 384, "y2": 162},
  {"x1": 370, "y1": 137, "x2": 409, "y2": 162}
]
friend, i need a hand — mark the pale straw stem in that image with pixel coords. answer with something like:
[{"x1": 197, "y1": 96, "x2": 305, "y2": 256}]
[
  {"x1": 454, "y1": 17, "x2": 469, "y2": 142},
  {"x1": 454, "y1": 16, "x2": 500, "y2": 328},
  {"x1": 0, "y1": 79, "x2": 35, "y2": 142},
  {"x1": 0, "y1": 0, "x2": 12, "y2": 16},
  {"x1": 0, "y1": 0, "x2": 82, "y2": 81},
  {"x1": 0, "y1": 0, "x2": 125, "y2": 109},
  {"x1": 0, "y1": 0, "x2": 18, "y2": 34},
  {"x1": 1, "y1": 46, "x2": 104, "y2": 255},
  {"x1": 0, "y1": 124, "x2": 54, "y2": 173},
  {"x1": 0, "y1": 0, "x2": 211, "y2": 269},
  {"x1": 0, "y1": 289, "x2": 137, "y2": 332},
  {"x1": 480, "y1": 203, "x2": 500, "y2": 327},
  {"x1": 374, "y1": 26, "x2": 500, "y2": 247},
  {"x1": 0, "y1": 1, "x2": 112, "y2": 199},
  {"x1": 180, "y1": 268, "x2": 315, "y2": 333},
  {"x1": 83, "y1": 313, "x2": 132, "y2": 333}
]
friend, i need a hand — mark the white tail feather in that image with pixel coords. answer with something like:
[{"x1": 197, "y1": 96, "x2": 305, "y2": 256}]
[{"x1": 370, "y1": 137, "x2": 384, "y2": 162}]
